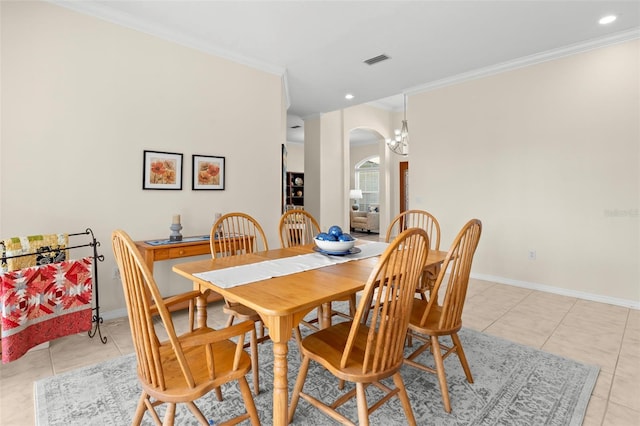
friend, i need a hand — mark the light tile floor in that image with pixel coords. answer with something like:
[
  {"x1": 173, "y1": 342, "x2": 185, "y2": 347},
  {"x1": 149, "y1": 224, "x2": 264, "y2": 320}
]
[{"x1": 1, "y1": 265, "x2": 638, "y2": 425}]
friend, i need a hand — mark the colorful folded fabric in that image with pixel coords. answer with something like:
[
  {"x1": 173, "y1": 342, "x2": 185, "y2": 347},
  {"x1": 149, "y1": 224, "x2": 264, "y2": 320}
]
[
  {"x1": 1, "y1": 234, "x2": 69, "y2": 272},
  {"x1": 0, "y1": 256, "x2": 93, "y2": 363}
]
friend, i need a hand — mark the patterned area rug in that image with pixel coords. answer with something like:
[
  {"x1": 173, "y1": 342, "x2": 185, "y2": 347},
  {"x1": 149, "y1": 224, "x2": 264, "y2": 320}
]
[{"x1": 34, "y1": 327, "x2": 598, "y2": 425}]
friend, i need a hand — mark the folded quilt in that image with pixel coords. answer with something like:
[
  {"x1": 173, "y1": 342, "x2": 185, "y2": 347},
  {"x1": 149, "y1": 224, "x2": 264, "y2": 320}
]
[
  {"x1": 1, "y1": 234, "x2": 69, "y2": 272},
  {"x1": 0, "y1": 257, "x2": 93, "y2": 363}
]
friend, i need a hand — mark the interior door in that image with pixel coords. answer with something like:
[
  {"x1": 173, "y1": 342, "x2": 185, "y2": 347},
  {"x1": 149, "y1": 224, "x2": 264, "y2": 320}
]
[{"x1": 400, "y1": 161, "x2": 408, "y2": 212}]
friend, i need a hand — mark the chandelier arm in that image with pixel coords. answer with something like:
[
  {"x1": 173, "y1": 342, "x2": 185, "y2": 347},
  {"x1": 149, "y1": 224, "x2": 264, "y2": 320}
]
[{"x1": 387, "y1": 94, "x2": 409, "y2": 156}]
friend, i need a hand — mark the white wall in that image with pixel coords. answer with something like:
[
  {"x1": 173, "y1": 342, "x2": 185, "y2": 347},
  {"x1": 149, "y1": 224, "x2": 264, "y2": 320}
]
[
  {"x1": 1, "y1": 2, "x2": 285, "y2": 315},
  {"x1": 285, "y1": 142, "x2": 304, "y2": 173},
  {"x1": 409, "y1": 39, "x2": 639, "y2": 306}
]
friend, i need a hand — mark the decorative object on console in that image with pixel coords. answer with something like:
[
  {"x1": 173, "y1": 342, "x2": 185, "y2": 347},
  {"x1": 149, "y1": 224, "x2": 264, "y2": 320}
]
[
  {"x1": 169, "y1": 214, "x2": 182, "y2": 241},
  {"x1": 192, "y1": 155, "x2": 225, "y2": 190},
  {"x1": 142, "y1": 150, "x2": 183, "y2": 190},
  {"x1": 386, "y1": 94, "x2": 409, "y2": 156},
  {"x1": 349, "y1": 189, "x2": 363, "y2": 211}
]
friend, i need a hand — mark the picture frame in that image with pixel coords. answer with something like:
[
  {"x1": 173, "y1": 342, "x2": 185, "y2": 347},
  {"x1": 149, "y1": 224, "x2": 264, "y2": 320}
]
[
  {"x1": 192, "y1": 155, "x2": 225, "y2": 190},
  {"x1": 142, "y1": 150, "x2": 183, "y2": 190}
]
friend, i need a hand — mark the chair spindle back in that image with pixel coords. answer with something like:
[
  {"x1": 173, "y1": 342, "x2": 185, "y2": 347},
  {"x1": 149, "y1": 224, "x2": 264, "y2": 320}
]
[
  {"x1": 420, "y1": 219, "x2": 482, "y2": 330},
  {"x1": 278, "y1": 209, "x2": 320, "y2": 248},
  {"x1": 386, "y1": 209, "x2": 440, "y2": 251},
  {"x1": 111, "y1": 230, "x2": 195, "y2": 391},
  {"x1": 345, "y1": 228, "x2": 430, "y2": 374},
  {"x1": 211, "y1": 212, "x2": 269, "y2": 258}
]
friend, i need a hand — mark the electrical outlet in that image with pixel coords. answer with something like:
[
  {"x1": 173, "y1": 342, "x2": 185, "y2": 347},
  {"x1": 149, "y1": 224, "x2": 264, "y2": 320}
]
[
  {"x1": 528, "y1": 250, "x2": 536, "y2": 260},
  {"x1": 112, "y1": 266, "x2": 121, "y2": 280}
]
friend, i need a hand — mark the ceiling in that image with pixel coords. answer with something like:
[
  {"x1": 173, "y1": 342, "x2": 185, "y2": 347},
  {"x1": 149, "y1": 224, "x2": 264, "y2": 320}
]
[{"x1": 55, "y1": 1, "x2": 639, "y2": 144}]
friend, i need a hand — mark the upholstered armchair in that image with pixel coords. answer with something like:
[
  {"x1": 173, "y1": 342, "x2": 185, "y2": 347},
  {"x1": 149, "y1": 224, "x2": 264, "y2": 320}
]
[{"x1": 350, "y1": 210, "x2": 380, "y2": 233}]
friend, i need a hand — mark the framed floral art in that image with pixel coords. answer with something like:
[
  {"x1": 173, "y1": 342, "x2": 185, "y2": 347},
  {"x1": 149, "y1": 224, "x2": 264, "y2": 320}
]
[
  {"x1": 142, "y1": 150, "x2": 183, "y2": 190},
  {"x1": 192, "y1": 155, "x2": 225, "y2": 190}
]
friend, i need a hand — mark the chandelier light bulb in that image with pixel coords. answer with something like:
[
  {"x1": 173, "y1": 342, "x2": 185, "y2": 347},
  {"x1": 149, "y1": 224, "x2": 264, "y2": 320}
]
[{"x1": 387, "y1": 94, "x2": 410, "y2": 156}]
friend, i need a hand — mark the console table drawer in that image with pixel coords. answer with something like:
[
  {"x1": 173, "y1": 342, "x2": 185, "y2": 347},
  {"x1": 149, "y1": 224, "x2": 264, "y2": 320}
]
[{"x1": 169, "y1": 245, "x2": 210, "y2": 258}]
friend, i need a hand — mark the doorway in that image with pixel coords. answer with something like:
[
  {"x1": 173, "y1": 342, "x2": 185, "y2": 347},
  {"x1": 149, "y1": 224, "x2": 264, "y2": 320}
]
[{"x1": 400, "y1": 161, "x2": 408, "y2": 213}]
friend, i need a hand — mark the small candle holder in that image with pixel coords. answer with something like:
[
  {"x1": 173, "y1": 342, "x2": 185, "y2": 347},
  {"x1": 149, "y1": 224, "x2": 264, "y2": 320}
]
[{"x1": 169, "y1": 223, "x2": 183, "y2": 241}]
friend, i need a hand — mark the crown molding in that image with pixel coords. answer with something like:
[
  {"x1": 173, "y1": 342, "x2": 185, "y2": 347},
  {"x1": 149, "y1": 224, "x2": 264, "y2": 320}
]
[
  {"x1": 48, "y1": 0, "x2": 286, "y2": 77},
  {"x1": 407, "y1": 28, "x2": 640, "y2": 96}
]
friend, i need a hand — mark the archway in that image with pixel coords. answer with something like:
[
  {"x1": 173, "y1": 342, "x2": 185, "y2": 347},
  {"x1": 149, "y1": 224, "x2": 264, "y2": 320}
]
[{"x1": 348, "y1": 128, "x2": 387, "y2": 239}]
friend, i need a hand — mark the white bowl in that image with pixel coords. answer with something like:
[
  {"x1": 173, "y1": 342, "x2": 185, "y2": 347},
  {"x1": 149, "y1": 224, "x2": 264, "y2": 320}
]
[{"x1": 314, "y1": 237, "x2": 357, "y2": 253}]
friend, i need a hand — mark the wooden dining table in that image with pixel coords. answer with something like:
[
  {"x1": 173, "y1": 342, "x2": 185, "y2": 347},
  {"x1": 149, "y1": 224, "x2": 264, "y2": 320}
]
[{"x1": 173, "y1": 242, "x2": 447, "y2": 426}]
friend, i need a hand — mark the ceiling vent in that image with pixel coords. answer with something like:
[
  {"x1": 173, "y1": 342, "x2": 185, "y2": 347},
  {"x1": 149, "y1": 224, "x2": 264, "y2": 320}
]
[{"x1": 364, "y1": 54, "x2": 390, "y2": 65}]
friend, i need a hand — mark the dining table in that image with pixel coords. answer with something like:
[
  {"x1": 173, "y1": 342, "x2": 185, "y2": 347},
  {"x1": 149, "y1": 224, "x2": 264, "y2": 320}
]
[{"x1": 172, "y1": 241, "x2": 447, "y2": 426}]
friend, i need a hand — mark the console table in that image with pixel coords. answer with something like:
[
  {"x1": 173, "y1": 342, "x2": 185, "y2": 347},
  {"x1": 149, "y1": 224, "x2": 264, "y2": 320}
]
[{"x1": 134, "y1": 236, "x2": 223, "y2": 309}]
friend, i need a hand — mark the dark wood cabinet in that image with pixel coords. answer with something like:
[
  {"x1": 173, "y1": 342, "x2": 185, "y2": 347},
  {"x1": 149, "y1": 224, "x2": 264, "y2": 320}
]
[{"x1": 286, "y1": 172, "x2": 304, "y2": 209}]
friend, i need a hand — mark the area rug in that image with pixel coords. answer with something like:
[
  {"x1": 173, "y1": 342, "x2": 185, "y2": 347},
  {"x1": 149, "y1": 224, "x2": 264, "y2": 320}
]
[{"x1": 34, "y1": 327, "x2": 598, "y2": 425}]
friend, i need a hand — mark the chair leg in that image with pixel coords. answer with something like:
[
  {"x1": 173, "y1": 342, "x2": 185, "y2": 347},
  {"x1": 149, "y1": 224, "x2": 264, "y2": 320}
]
[
  {"x1": 407, "y1": 329, "x2": 414, "y2": 347},
  {"x1": 348, "y1": 294, "x2": 357, "y2": 316},
  {"x1": 431, "y1": 335, "x2": 451, "y2": 413},
  {"x1": 249, "y1": 327, "x2": 259, "y2": 394},
  {"x1": 162, "y1": 402, "x2": 176, "y2": 426},
  {"x1": 288, "y1": 356, "x2": 311, "y2": 423},
  {"x1": 226, "y1": 314, "x2": 235, "y2": 328},
  {"x1": 294, "y1": 326, "x2": 304, "y2": 361},
  {"x1": 185, "y1": 401, "x2": 208, "y2": 424},
  {"x1": 452, "y1": 332, "x2": 474, "y2": 383},
  {"x1": 257, "y1": 320, "x2": 265, "y2": 340},
  {"x1": 132, "y1": 392, "x2": 148, "y2": 425},
  {"x1": 392, "y1": 373, "x2": 417, "y2": 426},
  {"x1": 238, "y1": 376, "x2": 261, "y2": 426},
  {"x1": 355, "y1": 382, "x2": 370, "y2": 426}
]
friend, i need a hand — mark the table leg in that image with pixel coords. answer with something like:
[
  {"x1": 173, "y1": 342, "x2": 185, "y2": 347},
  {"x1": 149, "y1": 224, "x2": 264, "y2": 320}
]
[
  {"x1": 272, "y1": 341, "x2": 289, "y2": 425},
  {"x1": 193, "y1": 282, "x2": 208, "y2": 329},
  {"x1": 262, "y1": 316, "x2": 294, "y2": 426},
  {"x1": 321, "y1": 302, "x2": 332, "y2": 329}
]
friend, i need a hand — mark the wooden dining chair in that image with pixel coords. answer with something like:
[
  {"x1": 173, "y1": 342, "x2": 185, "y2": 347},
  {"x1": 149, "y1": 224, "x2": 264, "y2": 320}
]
[
  {"x1": 278, "y1": 209, "x2": 356, "y2": 334},
  {"x1": 278, "y1": 208, "x2": 320, "y2": 248},
  {"x1": 278, "y1": 209, "x2": 323, "y2": 343},
  {"x1": 288, "y1": 228, "x2": 430, "y2": 426},
  {"x1": 111, "y1": 230, "x2": 260, "y2": 426},
  {"x1": 386, "y1": 209, "x2": 441, "y2": 300},
  {"x1": 210, "y1": 212, "x2": 269, "y2": 395},
  {"x1": 403, "y1": 218, "x2": 482, "y2": 413}
]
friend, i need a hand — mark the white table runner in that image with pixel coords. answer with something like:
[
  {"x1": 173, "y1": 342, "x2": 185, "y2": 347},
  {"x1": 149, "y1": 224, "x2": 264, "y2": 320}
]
[{"x1": 194, "y1": 241, "x2": 389, "y2": 288}]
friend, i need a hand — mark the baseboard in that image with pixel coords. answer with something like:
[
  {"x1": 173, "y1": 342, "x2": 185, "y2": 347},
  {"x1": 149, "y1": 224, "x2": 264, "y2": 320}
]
[{"x1": 471, "y1": 272, "x2": 640, "y2": 310}]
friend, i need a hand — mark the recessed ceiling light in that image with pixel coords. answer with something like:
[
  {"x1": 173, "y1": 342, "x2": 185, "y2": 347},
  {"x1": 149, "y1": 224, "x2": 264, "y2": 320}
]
[
  {"x1": 599, "y1": 15, "x2": 617, "y2": 25},
  {"x1": 345, "y1": 93, "x2": 354, "y2": 100}
]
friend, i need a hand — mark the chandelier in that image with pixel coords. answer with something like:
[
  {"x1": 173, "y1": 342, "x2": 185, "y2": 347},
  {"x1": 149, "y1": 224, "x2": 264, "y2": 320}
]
[{"x1": 386, "y1": 94, "x2": 409, "y2": 156}]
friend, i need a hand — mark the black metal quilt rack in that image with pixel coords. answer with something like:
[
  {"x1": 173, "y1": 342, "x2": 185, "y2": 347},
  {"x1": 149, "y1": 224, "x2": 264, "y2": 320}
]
[{"x1": 1, "y1": 228, "x2": 107, "y2": 344}]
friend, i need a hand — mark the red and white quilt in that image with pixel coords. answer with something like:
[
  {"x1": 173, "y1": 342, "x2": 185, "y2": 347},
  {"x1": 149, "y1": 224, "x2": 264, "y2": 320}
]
[{"x1": 0, "y1": 257, "x2": 93, "y2": 363}]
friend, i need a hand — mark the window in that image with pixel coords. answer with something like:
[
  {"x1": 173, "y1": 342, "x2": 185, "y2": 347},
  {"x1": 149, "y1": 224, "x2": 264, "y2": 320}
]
[{"x1": 355, "y1": 156, "x2": 379, "y2": 212}]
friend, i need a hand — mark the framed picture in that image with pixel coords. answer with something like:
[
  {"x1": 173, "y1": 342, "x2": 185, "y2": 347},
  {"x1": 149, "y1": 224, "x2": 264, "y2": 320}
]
[
  {"x1": 192, "y1": 155, "x2": 225, "y2": 190},
  {"x1": 142, "y1": 150, "x2": 183, "y2": 190}
]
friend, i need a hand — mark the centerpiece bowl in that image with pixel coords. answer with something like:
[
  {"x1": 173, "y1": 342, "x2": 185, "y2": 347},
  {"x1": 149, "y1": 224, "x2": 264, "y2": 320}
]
[{"x1": 313, "y1": 237, "x2": 356, "y2": 253}]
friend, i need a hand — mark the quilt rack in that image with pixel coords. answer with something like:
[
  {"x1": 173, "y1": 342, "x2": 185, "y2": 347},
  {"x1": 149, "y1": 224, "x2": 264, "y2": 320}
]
[{"x1": 1, "y1": 228, "x2": 107, "y2": 344}]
